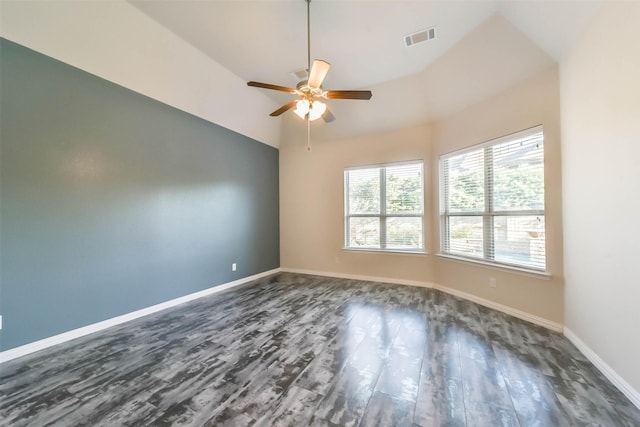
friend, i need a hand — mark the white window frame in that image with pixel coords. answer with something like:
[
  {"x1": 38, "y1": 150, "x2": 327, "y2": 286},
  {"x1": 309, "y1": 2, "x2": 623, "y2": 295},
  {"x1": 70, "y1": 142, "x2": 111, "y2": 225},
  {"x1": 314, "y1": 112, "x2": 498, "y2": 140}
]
[
  {"x1": 439, "y1": 126, "x2": 547, "y2": 272},
  {"x1": 344, "y1": 160, "x2": 425, "y2": 254}
]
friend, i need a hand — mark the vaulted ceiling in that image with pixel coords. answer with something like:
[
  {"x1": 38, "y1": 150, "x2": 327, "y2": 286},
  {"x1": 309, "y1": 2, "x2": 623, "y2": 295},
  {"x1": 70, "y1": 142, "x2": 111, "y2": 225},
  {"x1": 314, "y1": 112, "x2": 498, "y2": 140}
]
[{"x1": 129, "y1": 0, "x2": 601, "y2": 141}]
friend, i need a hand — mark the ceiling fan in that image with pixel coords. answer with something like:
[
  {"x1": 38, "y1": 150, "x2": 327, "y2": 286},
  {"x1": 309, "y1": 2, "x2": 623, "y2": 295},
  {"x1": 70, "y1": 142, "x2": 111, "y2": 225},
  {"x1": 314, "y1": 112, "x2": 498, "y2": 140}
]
[{"x1": 247, "y1": 0, "x2": 373, "y2": 149}]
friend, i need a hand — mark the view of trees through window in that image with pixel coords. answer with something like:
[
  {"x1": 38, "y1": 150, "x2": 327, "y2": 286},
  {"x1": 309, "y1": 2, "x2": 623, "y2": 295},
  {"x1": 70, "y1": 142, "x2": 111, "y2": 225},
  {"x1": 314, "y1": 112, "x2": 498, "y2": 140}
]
[
  {"x1": 346, "y1": 162, "x2": 423, "y2": 251},
  {"x1": 441, "y1": 128, "x2": 546, "y2": 270}
]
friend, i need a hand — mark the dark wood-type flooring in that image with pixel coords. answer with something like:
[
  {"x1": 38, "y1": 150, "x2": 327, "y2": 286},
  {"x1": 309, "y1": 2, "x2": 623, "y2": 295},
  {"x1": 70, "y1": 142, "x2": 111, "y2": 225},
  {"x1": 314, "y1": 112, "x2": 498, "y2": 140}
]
[{"x1": 1, "y1": 272, "x2": 639, "y2": 426}]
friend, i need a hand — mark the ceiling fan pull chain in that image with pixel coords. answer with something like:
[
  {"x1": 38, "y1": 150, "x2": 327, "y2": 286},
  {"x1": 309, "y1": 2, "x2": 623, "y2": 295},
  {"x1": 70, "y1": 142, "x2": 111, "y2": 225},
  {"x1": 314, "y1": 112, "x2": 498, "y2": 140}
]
[{"x1": 307, "y1": 114, "x2": 311, "y2": 151}]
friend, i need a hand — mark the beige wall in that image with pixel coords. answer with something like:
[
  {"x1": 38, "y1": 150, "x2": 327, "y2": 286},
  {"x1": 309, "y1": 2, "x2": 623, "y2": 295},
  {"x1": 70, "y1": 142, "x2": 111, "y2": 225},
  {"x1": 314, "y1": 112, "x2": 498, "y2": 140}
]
[
  {"x1": 280, "y1": 66, "x2": 564, "y2": 326},
  {"x1": 280, "y1": 123, "x2": 436, "y2": 284},
  {"x1": 561, "y1": 2, "x2": 640, "y2": 394},
  {"x1": 432, "y1": 67, "x2": 564, "y2": 325}
]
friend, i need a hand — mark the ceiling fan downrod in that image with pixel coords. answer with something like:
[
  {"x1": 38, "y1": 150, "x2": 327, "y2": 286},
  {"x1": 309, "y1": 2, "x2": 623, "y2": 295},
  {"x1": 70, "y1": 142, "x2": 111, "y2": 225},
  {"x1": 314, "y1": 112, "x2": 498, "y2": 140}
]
[{"x1": 307, "y1": 0, "x2": 311, "y2": 75}]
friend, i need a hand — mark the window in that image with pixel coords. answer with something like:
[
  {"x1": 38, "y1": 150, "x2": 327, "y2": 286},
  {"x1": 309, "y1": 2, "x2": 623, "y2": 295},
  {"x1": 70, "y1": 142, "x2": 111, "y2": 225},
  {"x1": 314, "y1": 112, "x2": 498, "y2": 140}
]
[
  {"x1": 345, "y1": 161, "x2": 424, "y2": 252},
  {"x1": 440, "y1": 127, "x2": 545, "y2": 271}
]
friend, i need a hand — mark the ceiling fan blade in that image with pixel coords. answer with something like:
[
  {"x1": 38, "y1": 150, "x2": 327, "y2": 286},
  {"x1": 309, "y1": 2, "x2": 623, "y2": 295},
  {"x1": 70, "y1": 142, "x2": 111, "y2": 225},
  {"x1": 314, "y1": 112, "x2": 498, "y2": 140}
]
[
  {"x1": 307, "y1": 60, "x2": 331, "y2": 89},
  {"x1": 270, "y1": 100, "x2": 298, "y2": 117},
  {"x1": 247, "y1": 81, "x2": 297, "y2": 94},
  {"x1": 325, "y1": 90, "x2": 373, "y2": 100},
  {"x1": 322, "y1": 108, "x2": 335, "y2": 123}
]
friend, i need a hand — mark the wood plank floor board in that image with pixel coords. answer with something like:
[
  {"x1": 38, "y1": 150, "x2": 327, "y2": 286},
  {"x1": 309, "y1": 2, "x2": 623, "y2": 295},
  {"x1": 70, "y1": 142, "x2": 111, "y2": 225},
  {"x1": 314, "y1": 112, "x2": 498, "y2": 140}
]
[
  {"x1": 492, "y1": 343, "x2": 571, "y2": 427},
  {"x1": 414, "y1": 375, "x2": 465, "y2": 427},
  {"x1": 359, "y1": 392, "x2": 415, "y2": 427},
  {"x1": 1, "y1": 272, "x2": 638, "y2": 426}
]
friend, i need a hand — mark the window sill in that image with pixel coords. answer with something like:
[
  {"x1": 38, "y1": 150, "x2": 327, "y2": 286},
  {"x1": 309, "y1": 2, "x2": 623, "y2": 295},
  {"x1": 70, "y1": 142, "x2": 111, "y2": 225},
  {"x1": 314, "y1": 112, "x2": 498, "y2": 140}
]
[
  {"x1": 343, "y1": 248, "x2": 428, "y2": 256},
  {"x1": 436, "y1": 253, "x2": 551, "y2": 279}
]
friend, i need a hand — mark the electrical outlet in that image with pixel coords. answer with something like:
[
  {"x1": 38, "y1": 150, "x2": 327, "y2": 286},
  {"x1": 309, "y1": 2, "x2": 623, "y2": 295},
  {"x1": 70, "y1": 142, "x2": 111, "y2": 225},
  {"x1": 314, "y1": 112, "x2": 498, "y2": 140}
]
[
  {"x1": 232, "y1": 263, "x2": 237, "y2": 272},
  {"x1": 489, "y1": 277, "x2": 497, "y2": 288}
]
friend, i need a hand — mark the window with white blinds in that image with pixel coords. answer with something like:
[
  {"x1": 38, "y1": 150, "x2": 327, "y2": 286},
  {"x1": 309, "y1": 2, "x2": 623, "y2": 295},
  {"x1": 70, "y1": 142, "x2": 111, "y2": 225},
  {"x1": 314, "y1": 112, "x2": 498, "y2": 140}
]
[
  {"x1": 440, "y1": 126, "x2": 546, "y2": 270},
  {"x1": 345, "y1": 161, "x2": 424, "y2": 252}
]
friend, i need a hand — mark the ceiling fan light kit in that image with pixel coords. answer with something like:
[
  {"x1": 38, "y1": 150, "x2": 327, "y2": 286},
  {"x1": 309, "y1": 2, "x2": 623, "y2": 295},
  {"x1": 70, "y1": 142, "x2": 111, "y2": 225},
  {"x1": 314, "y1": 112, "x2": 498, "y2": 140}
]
[
  {"x1": 246, "y1": 0, "x2": 372, "y2": 149},
  {"x1": 294, "y1": 99, "x2": 326, "y2": 121}
]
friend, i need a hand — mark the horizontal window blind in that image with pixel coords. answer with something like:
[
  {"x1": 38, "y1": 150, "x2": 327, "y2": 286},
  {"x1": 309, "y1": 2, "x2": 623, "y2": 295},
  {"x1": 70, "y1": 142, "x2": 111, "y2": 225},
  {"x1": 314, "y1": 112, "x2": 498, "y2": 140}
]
[
  {"x1": 441, "y1": 127, "x2": 545, "y2": 270},
  {"x1": 348, "y1": 168, "x2": 380, "y2": 215},
  {"x1": 345, "y1": 161, "x2": 424, "y2": 252}
]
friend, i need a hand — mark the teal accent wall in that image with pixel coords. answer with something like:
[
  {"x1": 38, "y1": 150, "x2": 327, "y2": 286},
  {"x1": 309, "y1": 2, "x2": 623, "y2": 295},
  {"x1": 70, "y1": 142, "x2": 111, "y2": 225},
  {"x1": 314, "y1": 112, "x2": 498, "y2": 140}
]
[{"x1": 0, "y1": 39, "x2": 280, "y2": 351}]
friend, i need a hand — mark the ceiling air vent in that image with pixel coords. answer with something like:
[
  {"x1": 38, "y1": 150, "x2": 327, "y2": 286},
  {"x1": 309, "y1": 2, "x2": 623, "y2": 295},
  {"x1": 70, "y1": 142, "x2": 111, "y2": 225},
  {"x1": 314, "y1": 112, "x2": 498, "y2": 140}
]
[{"x1": 404, "y1": 27, "x2": 436, "y2": 47}]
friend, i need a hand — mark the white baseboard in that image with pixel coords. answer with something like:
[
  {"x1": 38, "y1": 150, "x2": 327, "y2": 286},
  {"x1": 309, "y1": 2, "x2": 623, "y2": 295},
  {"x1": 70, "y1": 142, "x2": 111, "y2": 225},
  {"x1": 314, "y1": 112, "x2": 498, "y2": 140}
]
[
  {"x1": 564, "y1": 328, "x2": 640, "y2": 409},
  {"x1": 285, "y1": 269, "x2": 637, "y2": 408},
  {"x1": 281, "y1": 268, "x2": 563, "y2": 332},
  {"x1": 282, "y1": 268, "x2": 436, "y2": 289},
  {"x1": 0, "y1": 268, "x2": 281, "y2": 364},
  {"x1": 432, "y1": 284, "x2": 563, "y2": 332},
  {"x1": 5, "y1": 268, "x2": 637, "y2": 410}
]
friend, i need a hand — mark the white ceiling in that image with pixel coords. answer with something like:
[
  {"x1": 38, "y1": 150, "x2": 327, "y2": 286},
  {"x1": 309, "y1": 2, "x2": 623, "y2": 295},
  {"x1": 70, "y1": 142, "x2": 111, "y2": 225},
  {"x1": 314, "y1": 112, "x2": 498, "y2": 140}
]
[{"x1": 129, "y1": 0, "x2": 602, "y2": 141}]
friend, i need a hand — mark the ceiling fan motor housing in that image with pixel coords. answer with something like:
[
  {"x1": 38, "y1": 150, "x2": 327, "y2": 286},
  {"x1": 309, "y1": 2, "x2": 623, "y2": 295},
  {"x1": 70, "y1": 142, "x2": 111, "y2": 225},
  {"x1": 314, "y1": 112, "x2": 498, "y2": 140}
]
[{"x1": 296, "y1": 80, "x2": 324, "y2": 98}]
